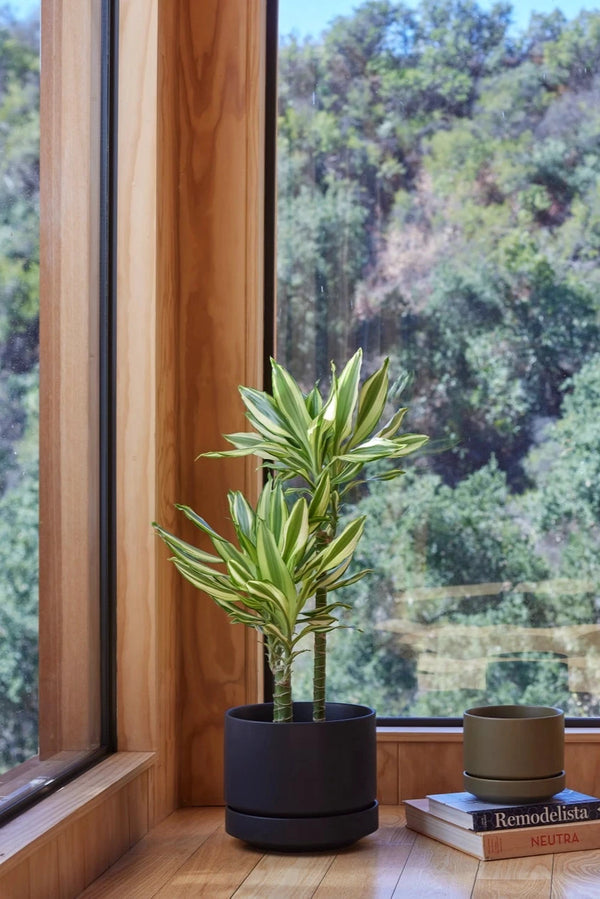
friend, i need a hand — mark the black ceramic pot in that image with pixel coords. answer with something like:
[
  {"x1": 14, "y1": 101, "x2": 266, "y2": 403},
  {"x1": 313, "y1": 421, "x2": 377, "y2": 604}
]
[{"x1": 224, "y1": 701, "x2": 378, "y2": 851}]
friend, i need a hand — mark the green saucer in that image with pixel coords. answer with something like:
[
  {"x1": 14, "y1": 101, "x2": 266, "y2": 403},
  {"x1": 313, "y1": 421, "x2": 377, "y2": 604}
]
[{"x1": 463, "y1": 770, "x2": 566, "y2": 804}]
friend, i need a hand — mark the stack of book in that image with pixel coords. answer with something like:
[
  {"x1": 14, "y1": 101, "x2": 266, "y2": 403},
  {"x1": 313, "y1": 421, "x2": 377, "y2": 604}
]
[{"x1": 404, "y1": 788, "x2": 600, "y2": 860}]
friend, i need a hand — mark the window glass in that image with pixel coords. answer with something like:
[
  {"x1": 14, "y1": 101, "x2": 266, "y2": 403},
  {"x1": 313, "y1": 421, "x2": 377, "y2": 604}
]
[
  {"x1": 0, "y1": 1, "x2": 40, "y2": 773},
  {"x1": 0, "y1": 1, "x2": 113, "y2": 821},
  {"x1": 277, "y1": 0, "x2": 600, "y2": 718}
]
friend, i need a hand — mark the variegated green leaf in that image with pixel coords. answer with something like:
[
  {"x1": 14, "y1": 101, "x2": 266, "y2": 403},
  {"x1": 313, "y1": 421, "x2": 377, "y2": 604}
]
[
  {"x1": 307, "y1": 416, "x2": 327, "y2": 473},
  {"x1": 307, "y1": 471, "x2": 331, "y2": 526},
  {"x1": 305, "y1": 384, "x2": 323, "y2": 417},
  {"x1": 213, "y1": 604, "x2": 260, "y2": 628},
  {"x1": 271, "y1": 359, "x2": 312, "y2": 450},
  {"x1": 224, "y1": 431, "x2": 270, "y2": 449},
  {"x1": 152, "y1": 523, "x2": 222, "y2": 564},
  {"x1": 239, "y1": 386, "x2": 293, "y2": 443},
  {"x1": 294, "y1": 620, "x2": 338, "y2": 642},
  {"x1": 349, "y1": 358, "x2": 389, "y2": 448},
  {"x1": 389, "y1": 434, "x2": 429, "y2": 455},
  {"x1": 321, "y1": 376, "x2": 338, "y2": 429},
  {"x1": 320, "y1": 567, "x2": 371, "y2": 592},
  {"x1": 313, "y1": 554, "x2": 353, "y2": 591},
  {"x1": 257, "y1": 480, "x2": 289, "y2": 541},
  {"x1": 280, "y1": 498, "x2": 309, "y2": 567},
  {"x1": 228, "y1": 491, "x2": 255, "y2": 542},
  {"x1": 316, "y1": 515, "x2": 366, "y2": 572},
  {"x1": 335, "y1": 436, "x2": 406, "y2": 462},
  {"x1": 261, "y1": 443, "x2": 315, "y2": 472},
  {"x1": 201, "y1": 445, "x2": 277, "y2": 460},
  {"x1": 170, "y1": 553, "x2": 232, "y2": 588},
  {"x1": 372, "y1": 467, "x2": 406, "y2": 482},
  {"x1": 200, "y1": 431, "x2": 272, "y2": 459},
  {"x1": 301, "y1": 598, "x2": 349, "y2": 619},
  {"x1": 260, "y1": 621, "x2": 289, "y2": 643},
  {"x1": 174, "y1": 503, "x2": 224, "y2": 541},
  {"x1": 334, "y1": 461, "x2": 363, "y2": 488},
  {"x1": 226, "y1": 557, "x2": 256, "y2": 591},
  {"x1": 255, "y1": 519, "x2": 296, "y2": 602},
  {"x1": 167, "y1": 553, "x2": 228, "y2": 584},
  {"x1": 173, "y1": 505, "x2": 256, "y2": 569},
  {"x1": 246, "y1": 580, "x2": 294, "y2": 633},
  {"x1": 376, "y1": 406, "x2": 408, "y2": 439},
  {"x1": 333, "y1": 349, "x2": 362, "y2": 447},
  {"x1": 172, "y1": 559, "x2": 242, "y2": 604}
]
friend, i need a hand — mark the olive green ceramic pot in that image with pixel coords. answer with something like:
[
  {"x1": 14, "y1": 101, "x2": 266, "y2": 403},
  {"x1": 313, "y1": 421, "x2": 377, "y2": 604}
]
[{"x1": 463, "y1": 705, "x2": 565, "y2": 803}]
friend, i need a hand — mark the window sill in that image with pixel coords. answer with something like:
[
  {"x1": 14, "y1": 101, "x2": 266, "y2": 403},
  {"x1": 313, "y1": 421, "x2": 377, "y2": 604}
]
[
  {"x1": 0, "y1": 751, "x2": 155, "y2": 876},
  {"x1": 377, "y1": 726, "x2": 600, "y2": 742},
  {"x1": 378, "y1": 726, "x2": 463, "y2": 742}
]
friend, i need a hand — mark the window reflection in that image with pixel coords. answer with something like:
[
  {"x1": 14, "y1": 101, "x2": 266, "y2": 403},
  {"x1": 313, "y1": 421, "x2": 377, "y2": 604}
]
[{"x1": 277, "y1": 1, "x2": 600, "y2": 718}]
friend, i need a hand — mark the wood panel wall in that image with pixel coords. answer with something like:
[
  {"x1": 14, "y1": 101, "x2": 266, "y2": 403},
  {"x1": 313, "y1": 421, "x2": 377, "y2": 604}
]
[
  {"x1": 156, "y1": 0, "x2": 266, "y2": 806},
  {"x1": 376, "y1": 731, "x2": 600, "y2": 805}
]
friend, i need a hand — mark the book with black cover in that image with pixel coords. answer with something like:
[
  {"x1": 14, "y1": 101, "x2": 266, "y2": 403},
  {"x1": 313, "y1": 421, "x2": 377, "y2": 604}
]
[
  {"x1": 405, "y1": 798, "x2": 600, "y2": 860},
  {"x1": 426, "y1": 788, "x2": 600, "y2": 832}
]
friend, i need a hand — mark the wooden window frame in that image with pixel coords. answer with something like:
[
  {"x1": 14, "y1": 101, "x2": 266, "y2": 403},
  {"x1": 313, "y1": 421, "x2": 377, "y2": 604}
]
[
  {"x1": 1, "y1": 1, "x2": 599, "y2": 893},
  {"x1": 38, "y1": 0, "x2": 104, "y2": 765},
  {"x1": 0, "y1": 0, "x2": 108, "y2": 824}
]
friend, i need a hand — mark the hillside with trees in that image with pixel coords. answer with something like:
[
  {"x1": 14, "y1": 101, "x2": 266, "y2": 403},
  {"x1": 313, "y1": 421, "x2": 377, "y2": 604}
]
[{"x1": 277, "y1": 0, "x2": 600, "y2": 717}]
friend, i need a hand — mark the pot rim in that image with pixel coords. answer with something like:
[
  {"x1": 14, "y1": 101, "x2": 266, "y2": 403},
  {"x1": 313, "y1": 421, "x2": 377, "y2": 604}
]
[
  {"x1": 464, "y1": 704, "x2": 564, "y2": 721},
  {"x1": 226, "y1": 700, "x2": 376, "y2": 724}
]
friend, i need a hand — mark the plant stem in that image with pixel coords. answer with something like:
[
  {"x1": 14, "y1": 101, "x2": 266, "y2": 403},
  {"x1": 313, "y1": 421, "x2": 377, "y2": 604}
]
[
  {"x1": 273, "y1": 669, "x2": 293, "y2": 722},
  {"x1": 312, "y1": 586, "x2": 327, "y2": 722},
  {"x1": 269, "y1": 639, "x2": 293, "y2": 722},
  {"x1": 312, "y1": 492, "x2": 338, "y2": 722}
]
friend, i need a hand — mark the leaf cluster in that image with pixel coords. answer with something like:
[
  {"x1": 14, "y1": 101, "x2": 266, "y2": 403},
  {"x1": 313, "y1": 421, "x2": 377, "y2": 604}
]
[
  {"x1": 154, "y1": 480, "x2": 368, "y2": 656},
  {"x1": 206, "y1": 348, "x2": 428, "y2": 528}
]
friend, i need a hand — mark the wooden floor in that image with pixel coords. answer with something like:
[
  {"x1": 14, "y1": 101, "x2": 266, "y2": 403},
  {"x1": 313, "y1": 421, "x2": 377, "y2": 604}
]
[{"x1": 79, "y1": 806, "x2": 600, "y2": 898}]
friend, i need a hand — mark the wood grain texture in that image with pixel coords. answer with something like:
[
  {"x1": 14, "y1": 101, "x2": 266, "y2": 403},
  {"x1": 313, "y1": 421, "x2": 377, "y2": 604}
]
[
  {"x1": 70, "y1": 805, "x2": 600, "y2": 898},
  {"x1": 398, "y1": 741, "x2": 464, "y2": 800},
  {"x1": 153, "y1": 826, "x2": 260, "y2": 898},
  {"x1": 39, "y1": 0, "x2": 102, "y2": 759},
  {"x1": 377, "y1": 741, "x2": 399, "y2": 805},
  {"x1": 472, "y1": 855, "x2": 552, "y2": 898},
  {"x1": 79, "y1": 808, "x2": 224, "y2": 898},
  {"x1": 56, "y1": 827, "x2": 88, "y2": 899},
  {"x1": 27, "y1": 841, "x2": 59, "y2": 899},
  {"x1": 116, "y1": 0, "x2": 159, "y2": 755},
  {"x1": 0, "y1": 864, "x2": 30, "y2": 899},
  {"x1": 394, "y1": 831, "x2": 479, "y2": 896},
  {"x1": 0, "y1": 754, "x2": 153, "y2": 870},
  {"x1": 565, "y1": 741, "x2": 600, "y2": 798},
  {"x1": 234, "y1": 853, "x2": 335, "y2": 898},
  {"x1": 157, "y1": 0, "x2": 266, "y2": 807},
  {"x1": 313, "y1": 837, "x2": 415, "y2": 897},
  {"x1": 116, "y1": 0, "x2": 180, "y2": 828},
  {"x1": 0, "y1": 754, "x2": 153, "y2": 898},
  {"x1": 551, "y1": 849, "x2": 600, "y2": 896}
]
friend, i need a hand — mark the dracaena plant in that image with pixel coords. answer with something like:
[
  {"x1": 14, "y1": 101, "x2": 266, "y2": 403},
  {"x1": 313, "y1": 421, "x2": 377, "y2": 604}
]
[
  {"x1": 153, "y1": 479, "x2": 367, "y2": 722},
  {"x1": 201, "y1": 348, "x2": 428, "y2": 721}
]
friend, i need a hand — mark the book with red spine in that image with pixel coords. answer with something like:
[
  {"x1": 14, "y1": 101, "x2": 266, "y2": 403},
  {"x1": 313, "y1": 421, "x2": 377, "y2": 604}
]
[{"x1": 405, "y1": 798, "x2": 600, "y2": 861}]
